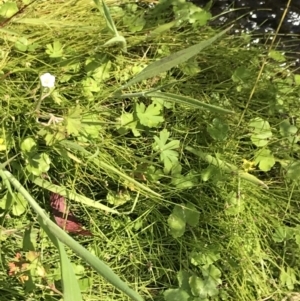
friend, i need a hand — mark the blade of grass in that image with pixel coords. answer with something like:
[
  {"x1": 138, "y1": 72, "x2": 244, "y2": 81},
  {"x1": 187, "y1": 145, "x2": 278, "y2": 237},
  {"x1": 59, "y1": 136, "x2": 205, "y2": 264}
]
[
  {"x1": 0, "y1": 154, "x2": 20, "y2": 197},
  {"x1": 94, "y1": 0, "x2": 118, "y2": 35},
  {"x1": 0, "y1": 169, "x2": 144, "y2": 301},
  {"x1": 148, "y1": 20, "x2": 177, "y2": 37},
  {"x1": 41, "y1": 218, "x2": 83, "y2": 301},
  {"x1": 120, "y1": 26, "x2": 233, "y2": 90},
  {"x1": 57, "y1": 240, "x2": 83, "y2": 301},
  {"x1": 147, "y1": 91, "x2": 235, "y2": 114},
  {"x1": 14, "y1": 19, "x2": 95, "y2": 29},
  {"x1": 60, "y1": 140, "x2": 161, "y2": 198},
  {"x1": 99, "y1": 0, "x2": 126, "y2": 51}
]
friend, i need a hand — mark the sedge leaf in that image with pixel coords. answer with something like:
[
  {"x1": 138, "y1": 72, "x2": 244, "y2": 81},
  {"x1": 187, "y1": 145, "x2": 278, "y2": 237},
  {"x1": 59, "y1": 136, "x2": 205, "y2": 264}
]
[
  {"x1": 42, "y1": 222, "x2": 83, "y2": 301},
  {"x1": 148, "y1": 91, "x2": 234, "y2": 114},
  {"x1": 101, "y1": 0, "x2": 119, "y2": 35},
  {"x1": 121, "y1": 26, "x2": 232, "y2": 89}
]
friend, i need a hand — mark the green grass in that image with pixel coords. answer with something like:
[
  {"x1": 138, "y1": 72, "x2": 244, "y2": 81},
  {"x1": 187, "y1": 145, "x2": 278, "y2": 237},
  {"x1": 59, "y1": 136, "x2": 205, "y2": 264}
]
[{"x1": 1, "y1": 0, "x2": 300, "y2": 300}]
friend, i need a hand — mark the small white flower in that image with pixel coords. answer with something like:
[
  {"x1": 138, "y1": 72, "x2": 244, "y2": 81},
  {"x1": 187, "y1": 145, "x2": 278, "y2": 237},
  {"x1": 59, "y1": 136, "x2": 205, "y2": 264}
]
[{"x1": 40, "y1": 73, "x2": 55, "y2": 88}]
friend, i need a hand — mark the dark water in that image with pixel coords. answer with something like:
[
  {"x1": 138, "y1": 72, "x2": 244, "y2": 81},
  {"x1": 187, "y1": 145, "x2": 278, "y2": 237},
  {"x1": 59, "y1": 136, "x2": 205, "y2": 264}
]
[
  {"x1": 191, "y1": 1, "x2": 300, "y2": 33},
  {"x1": 190, "y1": 0, "x2": 300, "y2": 65}
]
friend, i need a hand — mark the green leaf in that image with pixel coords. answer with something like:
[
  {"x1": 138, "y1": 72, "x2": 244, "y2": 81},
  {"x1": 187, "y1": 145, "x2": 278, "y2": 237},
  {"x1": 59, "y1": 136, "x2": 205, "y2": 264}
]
[
  {"x1": 46, "y1": 40, "x2": 63, "y2": 58},
  {"x1": 147, "y1": 91, "x2": 234, "y2": 114},
  {"x1": 51, "y1": 90, "x2": 64, "y2": 105},
  {"x1": 123, "y1": 15, "x2": 145, "y2": 33},
  {"x1": 26, "y1": 153, "x2": 51, "y2": 176},
  {"x1": 180, "y1": 58, "x2": 201, "y2": 76},
  {"x1": 190, "y1": 10, "x2": 211, "y2": 26},
  {"x1": 190, "y1": 250, "x2": 221, "y2": 266},
  {"x1": 66, "y1": 106, "x2": 82, "y2": 135},
  {"x1": 40, "y1": 127, "x2": 66, "y2": 146},
  {"x1": 231, "y1": 66, "x2": 252, "y2": 83},
  {"x1": 15, "y1": 37, "x2": 29, "y2": 52},
  {"x1": 268, "y1": 50, "x2": 286, "y2": 62},
  {"x1": 249, "y1": 117, "x2": 271, "y2": 132},
  {"x1": 81, "y1": 114, "x2": 103, "y2": 139},
  {"x1": 151, "y1": 97, "x2": 173, "y2": 109},
  {"x1": 251, "y1": 132, "x2": 272, "y2": 147},
  {"x1": 189, "y1": 275, "x2": 206, "y2": 298},
  {"x1": 27, "y1": 42, "x2": 39, "y2": 52},
  {"x1": 120, "y1": 26, "x2": 232, "y2": 89},
  {"x1": 280, "y1": 267, "x2": 296, "y2": 290},
  {"x1": 279, "y1": 119, "x2": 299, "y2": 144},
  {"x1": 0, "y1": 191, "x2": 14, "y2": 211},
  {"x1": 294, "y1": 74, "x2": 300, "y2": 86},
  {"x1": 207, "y1": 118, "x2": 229, "y2": 141},
  {"x1": 184, "y1": 203, "x2": 199, "y2": 227},
  {"x1": 272, "y1": 226, "x2": 294, "y2": 242},
  {"x1": 171, "y1": 172, "x2": 198, "y2": 189},
  {"x1": 285, "y1": 161, "x2": 300, "y2": 181},
  {"x1": 72, "y1": 264, "x2": 85, "y2": 277},
  {"x1": 144, "y1": 165, "x2": 164, "y2": 182},
  {"x1": 91, "y1": 60, "x2": 112, "y2": 82},
  {"x1": 153, "y1": 129, "x2": 180, "y2": 174},
  {"x1": 82, "y1": 77, "x2": 101, "y2": 93},
  {"x1": 201, "y1": 264, "x2": 221, "y2": 281},
  {"x1": 178, "y1": 270, "x2": 192, "y2": 293},
  {"x1": 135, "y1": 102, "x2": 164, "y2": 128},
  {"x1": 21, "y1": 137, "x2": 37, "y2": 154},
  {"x1": 254, "y1": 149, "x2": 275, "y2": 172},
  {"x1": 0, "y1": 2, "x2": 18, "y2": 18},
  {"x1": 168, "y1": 205, "x2": 186, "y2": 238},
  {"x1": 189, "y1": 266, "x2": 221, "y2": 298},
  {"x1": 249, "y1": 118, "x2": 272, "y2": 147},
  {"x1": 200, "y1": 265, "x2": 221, "y2": 297},
  {"x1": 163, "y1": 288, "x2": 190, "y2": 301},
  {"x1": 78, "y1": 277, "x2": 92, "y2": 291},
  {"x1": 11, "y1": 192, "x2": 27, "y2": 216},
  {"x1": 23, "y1": 227, "x2": 38, "y2": 251},
  {"x1": 116, "y1": 112, "x2": 140, "y2": 137},
  {"x1": 201, "y1": 165, "x2": 220, "y2": 182},
  {"x1": 106, "y1": 190, "x2": 131, "y2": 207}
]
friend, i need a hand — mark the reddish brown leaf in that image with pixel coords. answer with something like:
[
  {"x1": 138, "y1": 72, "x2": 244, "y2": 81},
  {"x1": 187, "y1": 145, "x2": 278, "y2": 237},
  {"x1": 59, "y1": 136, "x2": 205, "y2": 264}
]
[{"x1": 49, "y1": 193, "x2": 92, "y2": 236}]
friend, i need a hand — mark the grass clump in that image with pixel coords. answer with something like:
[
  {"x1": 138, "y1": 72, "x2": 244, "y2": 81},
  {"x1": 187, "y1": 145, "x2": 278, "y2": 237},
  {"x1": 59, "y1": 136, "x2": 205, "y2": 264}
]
[{"x1": 1, "y1": 0, "x2": 300, "y2": 300}]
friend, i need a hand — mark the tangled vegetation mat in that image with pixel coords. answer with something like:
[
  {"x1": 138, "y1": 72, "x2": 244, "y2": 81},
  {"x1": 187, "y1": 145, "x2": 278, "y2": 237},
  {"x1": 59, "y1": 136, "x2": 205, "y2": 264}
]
[{"x1": 1, "y1": 0, "x2": 300, "y2": 300}]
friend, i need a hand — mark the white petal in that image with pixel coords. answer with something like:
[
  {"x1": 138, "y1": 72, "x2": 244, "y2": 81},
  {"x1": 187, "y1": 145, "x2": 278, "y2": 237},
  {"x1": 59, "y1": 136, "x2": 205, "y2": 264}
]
[{"x1": 40, "y1": 73, "x2": 55, "y2": 88}]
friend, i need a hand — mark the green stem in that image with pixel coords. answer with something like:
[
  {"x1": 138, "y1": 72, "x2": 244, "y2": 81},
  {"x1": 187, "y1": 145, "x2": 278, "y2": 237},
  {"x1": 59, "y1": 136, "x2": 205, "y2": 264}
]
[{"x1": 34, "y1": 87, "x2": 50, "y2": 112}]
